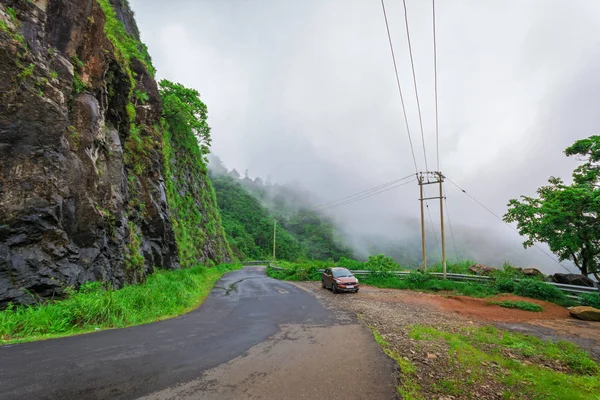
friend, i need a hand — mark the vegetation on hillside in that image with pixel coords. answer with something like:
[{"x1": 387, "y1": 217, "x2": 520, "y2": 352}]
[
  {"x1": 210, "y1": 173, "x2": 303, "y2": 260},
  {"x1": 0, "y1": 263, "x2": 242, "y2": 344},
  {"x1": 209, "y1": 160, "x2": 354, "y2": 261},
  {"x1": 505, "y1": 135, "x2": 600, "y2": 281},
  {"x1": 160, "y1": 80, "x2": 232, "y2": 267}
]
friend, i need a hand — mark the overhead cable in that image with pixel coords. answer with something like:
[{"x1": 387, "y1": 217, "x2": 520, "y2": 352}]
[
  {"x1": 432, "y1": 0, "x2": 440, "y2": 171},
  {"x1": 380, "y1": 0, "x2": 419, "y2": 174},
  {"x1": 446, "y1": 177, "x2": 574, "y2": 273},
  {"x1": 316, "y1": 174, "x2": 415, "y2": 209},
  {"x1": 402, "y1": 0, "x2": 429, "y2": 172},
  {"x1": 319, "y1": 178, "x2": 416, "y2": 211}
]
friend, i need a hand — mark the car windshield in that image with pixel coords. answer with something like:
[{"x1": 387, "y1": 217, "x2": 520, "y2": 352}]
[{"x1": 332, "y1": 268, "x2": 352, "y2": 278}]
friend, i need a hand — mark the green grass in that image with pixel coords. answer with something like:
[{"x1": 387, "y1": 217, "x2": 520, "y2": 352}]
[
  {"x1": 489, "y1": 300, "x2": 543, "y2": 312},
  {"x1": 361, "y1": 272, "x2": 498, "y2": 298},
  {"x1": 409, "y1": 325, "x2": 600, "y2": 399},
  {"x1": 368, "y1": 325, "x2": 423, "y2": 400},
  {"x1": 0, "y1": 263, "x2": 241, "y2": 345}
]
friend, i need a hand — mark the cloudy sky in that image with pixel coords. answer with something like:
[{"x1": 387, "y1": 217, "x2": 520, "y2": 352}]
[{"x1": 130, "y1": 0, "x2": 600, "y2": 272}]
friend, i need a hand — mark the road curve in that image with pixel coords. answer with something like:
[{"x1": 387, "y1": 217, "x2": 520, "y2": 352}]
[{"x1": 0, "y1": 267, "x2": 396, "y2": 400}]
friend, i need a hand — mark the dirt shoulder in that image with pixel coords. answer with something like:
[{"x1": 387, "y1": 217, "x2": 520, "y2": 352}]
[{"x1": 293, "y1": 282, "x2": 600, "y2": 400}]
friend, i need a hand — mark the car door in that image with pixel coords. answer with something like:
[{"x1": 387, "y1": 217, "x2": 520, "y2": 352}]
[{"x1": 323, "y1": 268, "x2": 332, "y2": 286}]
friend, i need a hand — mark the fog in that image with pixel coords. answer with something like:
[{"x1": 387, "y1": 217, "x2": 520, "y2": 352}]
[{"x1": 130, "y1": 0, "x2": 600, "y2": 274}]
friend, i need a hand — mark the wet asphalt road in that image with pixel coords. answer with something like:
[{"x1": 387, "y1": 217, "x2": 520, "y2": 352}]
[{"x1": 0, "y1": 267, "x2": 396, "y2": 400}]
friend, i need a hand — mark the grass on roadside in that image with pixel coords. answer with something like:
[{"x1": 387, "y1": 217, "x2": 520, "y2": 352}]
[
  {"x1": 409, "y1": 325, "x2": 600, "y2": 400},
  {"x1": 368, "y1": 324, "x2": 423, "y2": 400},
  {"x1": 0, "y1": 263, "x2": 241, "y2": 345},
  {"x1": 489, "y1": 300, "x2": 543, "y2": 312}
]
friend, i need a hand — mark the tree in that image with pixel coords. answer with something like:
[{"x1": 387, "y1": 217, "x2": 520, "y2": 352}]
[
  {"x1": 229, "y1": 169, "x2": 240, "y2": 179},
  {"x1": 504, "y1": 136, "x2": 600, "y2": 280},
  {"x1": 159, "y1": 80, "x2": 211, "y2": 156}
]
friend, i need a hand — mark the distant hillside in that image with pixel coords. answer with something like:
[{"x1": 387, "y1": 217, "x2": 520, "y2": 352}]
[{"x1": 209, "y1": 157, "x2": 354, "y2": 261}]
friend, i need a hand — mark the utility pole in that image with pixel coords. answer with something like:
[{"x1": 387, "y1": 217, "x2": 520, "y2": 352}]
[
  {"x1": 418, "y1": 171, "x2": 446, "y2": 276},
  {"x1": 272, "y1": 219, "x2": 277, "y2": 262},
  {"x1": 419, "y1": 173, "x2": 427, "y2": 270},
  {"x1": 438, "y1": 172, "x2": 447, "y2": 279}
]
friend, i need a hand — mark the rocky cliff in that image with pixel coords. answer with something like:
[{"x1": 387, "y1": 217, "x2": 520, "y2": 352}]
[{"x1": 0, "y1": 0, "x2": 231, "y2": 307}]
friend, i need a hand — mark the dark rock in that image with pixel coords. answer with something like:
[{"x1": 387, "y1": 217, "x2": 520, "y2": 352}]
[
  {"x1": 0, "y1": 0, "x2": 181, "y2": 307},
  {"x1": 552, "y1": 273, "x2": 595, "y2": 287}
]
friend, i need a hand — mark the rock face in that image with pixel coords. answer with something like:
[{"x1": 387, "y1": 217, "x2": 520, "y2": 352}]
[
  {"x1": 552, "y1": 273, "x2": 595, "y2": 287},
  {"x1": 0, "y1": 0, "x2": 219, "y2": 307},
  {"x1": 569, "y1": 306, "x2": 600, "y2": 322},
  {"x1": 469, "y1": 264, "x2": 496, "y2": 276}
]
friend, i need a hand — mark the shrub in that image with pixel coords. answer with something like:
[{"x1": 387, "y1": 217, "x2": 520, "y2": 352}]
[
  {"x1": 495, "y1": 278, "x2": 516, "y2": 293},
  {"x1": 490, "y1": 300, "x2": 543, "y2": 312},
  {"x1": 514, "y1": 279, "x2": 564, "y2": 302},
  {"x1": 579, "y1": 293, "x2": 600, "y2": 309},
  {"x1": 338, "y1": 257, "x2": 365, "y2": 270},
  {"x1": 365, "y1": 254, "x2": 401, "y2": 272},
  {"x1": 405, "y1": 271, "x2": 433, "y2": 285}
]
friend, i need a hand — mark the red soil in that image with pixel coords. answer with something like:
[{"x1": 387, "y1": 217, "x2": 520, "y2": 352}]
[{"x1": 361, "y1": 288, "x2": 570, "y2": 322}]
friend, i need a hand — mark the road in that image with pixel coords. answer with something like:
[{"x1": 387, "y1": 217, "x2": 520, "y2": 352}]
[{"x1": 0, "y1": 267, "x2": 396, "y2": 400}]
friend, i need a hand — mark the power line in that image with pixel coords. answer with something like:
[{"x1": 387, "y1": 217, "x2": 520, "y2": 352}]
[
  {"x1": 320, "y1": 178, "x2": 417, "y2": 211},
  {"x1": 432, "y1": 0, "x2": 440, "y2": 171},
  {"x1": 316, "y1": 174, "x2": 415, "y2": 209},
  {"x1": 443, "y1": 187, "x2": 461, "y2": 262},
  {"x1": 402, "y1": 0, "x2": 428, "y2": 172},
  {"x1": 380, "y1": 0, "x2": 419, "y2": 174},
  {"x1": 445, "y1": 177, "x2": 574, "y2": 273}
]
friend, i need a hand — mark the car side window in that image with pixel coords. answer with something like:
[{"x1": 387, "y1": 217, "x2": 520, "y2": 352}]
[{"x1": 325, "y1": 269, "x2": 330, "y2": 275}]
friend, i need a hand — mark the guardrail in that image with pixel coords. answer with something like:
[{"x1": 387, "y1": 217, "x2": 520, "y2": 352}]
[
  {"x1": 243, "y1": 260, "x2": 270, "y2": 266},
  {"x1": 267, "y1": 265, "x2": 599, "y2": 298}
]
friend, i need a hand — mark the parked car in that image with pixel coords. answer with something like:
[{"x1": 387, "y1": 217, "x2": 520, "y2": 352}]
[{"x1": 322, "y1": 267, "x2": 359, "y2": 293}]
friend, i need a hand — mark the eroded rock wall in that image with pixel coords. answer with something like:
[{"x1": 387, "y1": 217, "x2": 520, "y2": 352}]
[{"x1": 0, "y1": 0, "x2": 179, "y2": 306}]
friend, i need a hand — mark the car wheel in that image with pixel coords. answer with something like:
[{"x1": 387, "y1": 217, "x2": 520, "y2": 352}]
[
  {"x1": 332, "y1": 284, "x2": 337, "y2": 294},
  {"x1": 322, "y1": 280, "x2": 326, "y2": 289},
  {"x1": 354, "y1": 289, "x2": 359, "y2": 293}
]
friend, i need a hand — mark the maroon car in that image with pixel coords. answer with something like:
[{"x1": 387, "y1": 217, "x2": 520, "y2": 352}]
[{"x1": 322, "y1": 267, "x2": 359, "y2": 293}]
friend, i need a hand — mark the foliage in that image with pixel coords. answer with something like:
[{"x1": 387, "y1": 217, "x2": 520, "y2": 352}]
[
  {"x1": 405, "y1": 270, "x2": 434, "y2": 285},
  {"x1": 0, "y1": 263, "x2": 242, "y2": 344},
  {"x1": 427, "y1": 260, "x2": 476, "y2": 275},
  {"x1": 514, "y1": 279, "x2": 565, "y2": 302},
  {"x1": 160, "y1": 80, "x2": 211, "y2": 156},
  {"x1": 283, "y1": 208, "x2": 354, "y2": 261},
  {"x1": 494, "y1": 278, "x2": 516, "y2": 293},
  {"x1": 409, "y1": 325, "x2": 600, "y2": 399},
  {"x1": 269, "y1": 260, "x2": 580, "y2": 305},
  {"x1": 489, "y1": 300, "x2": 543, "y2": 312},
  {"x1": 338, "y1": 257, "x2": 365, "y2": 270},
  {"x1": 504, "y1": 136, "x2": 600, "y2": 280},
  {"x1": 209, "y1": 157, "x2": 354, "y2": 262},
  {"x1": 266, "y1": 261, "x2": 328, "y2": 281},
  {"x1": 211, "y1": 174, "x2": 302, "y2": 261},
  {"x1": 365, "y1": 254, "x2": 401, "y2": 271},
  {"x1": 579, "y1": 293, "x2": 600, "y2": 309},
  {"x1": 124, "y1": 221, "x2": 145, "y2": 281},
  {"x1": 17, "y1": 63, "x2": 34, "y2": 82},
  {"x1": 97, "y1": 0, "x2": 155, "y2": 76},
  {"x1": 160, "y1": 80, "x2": 232, "y2": 267}
]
